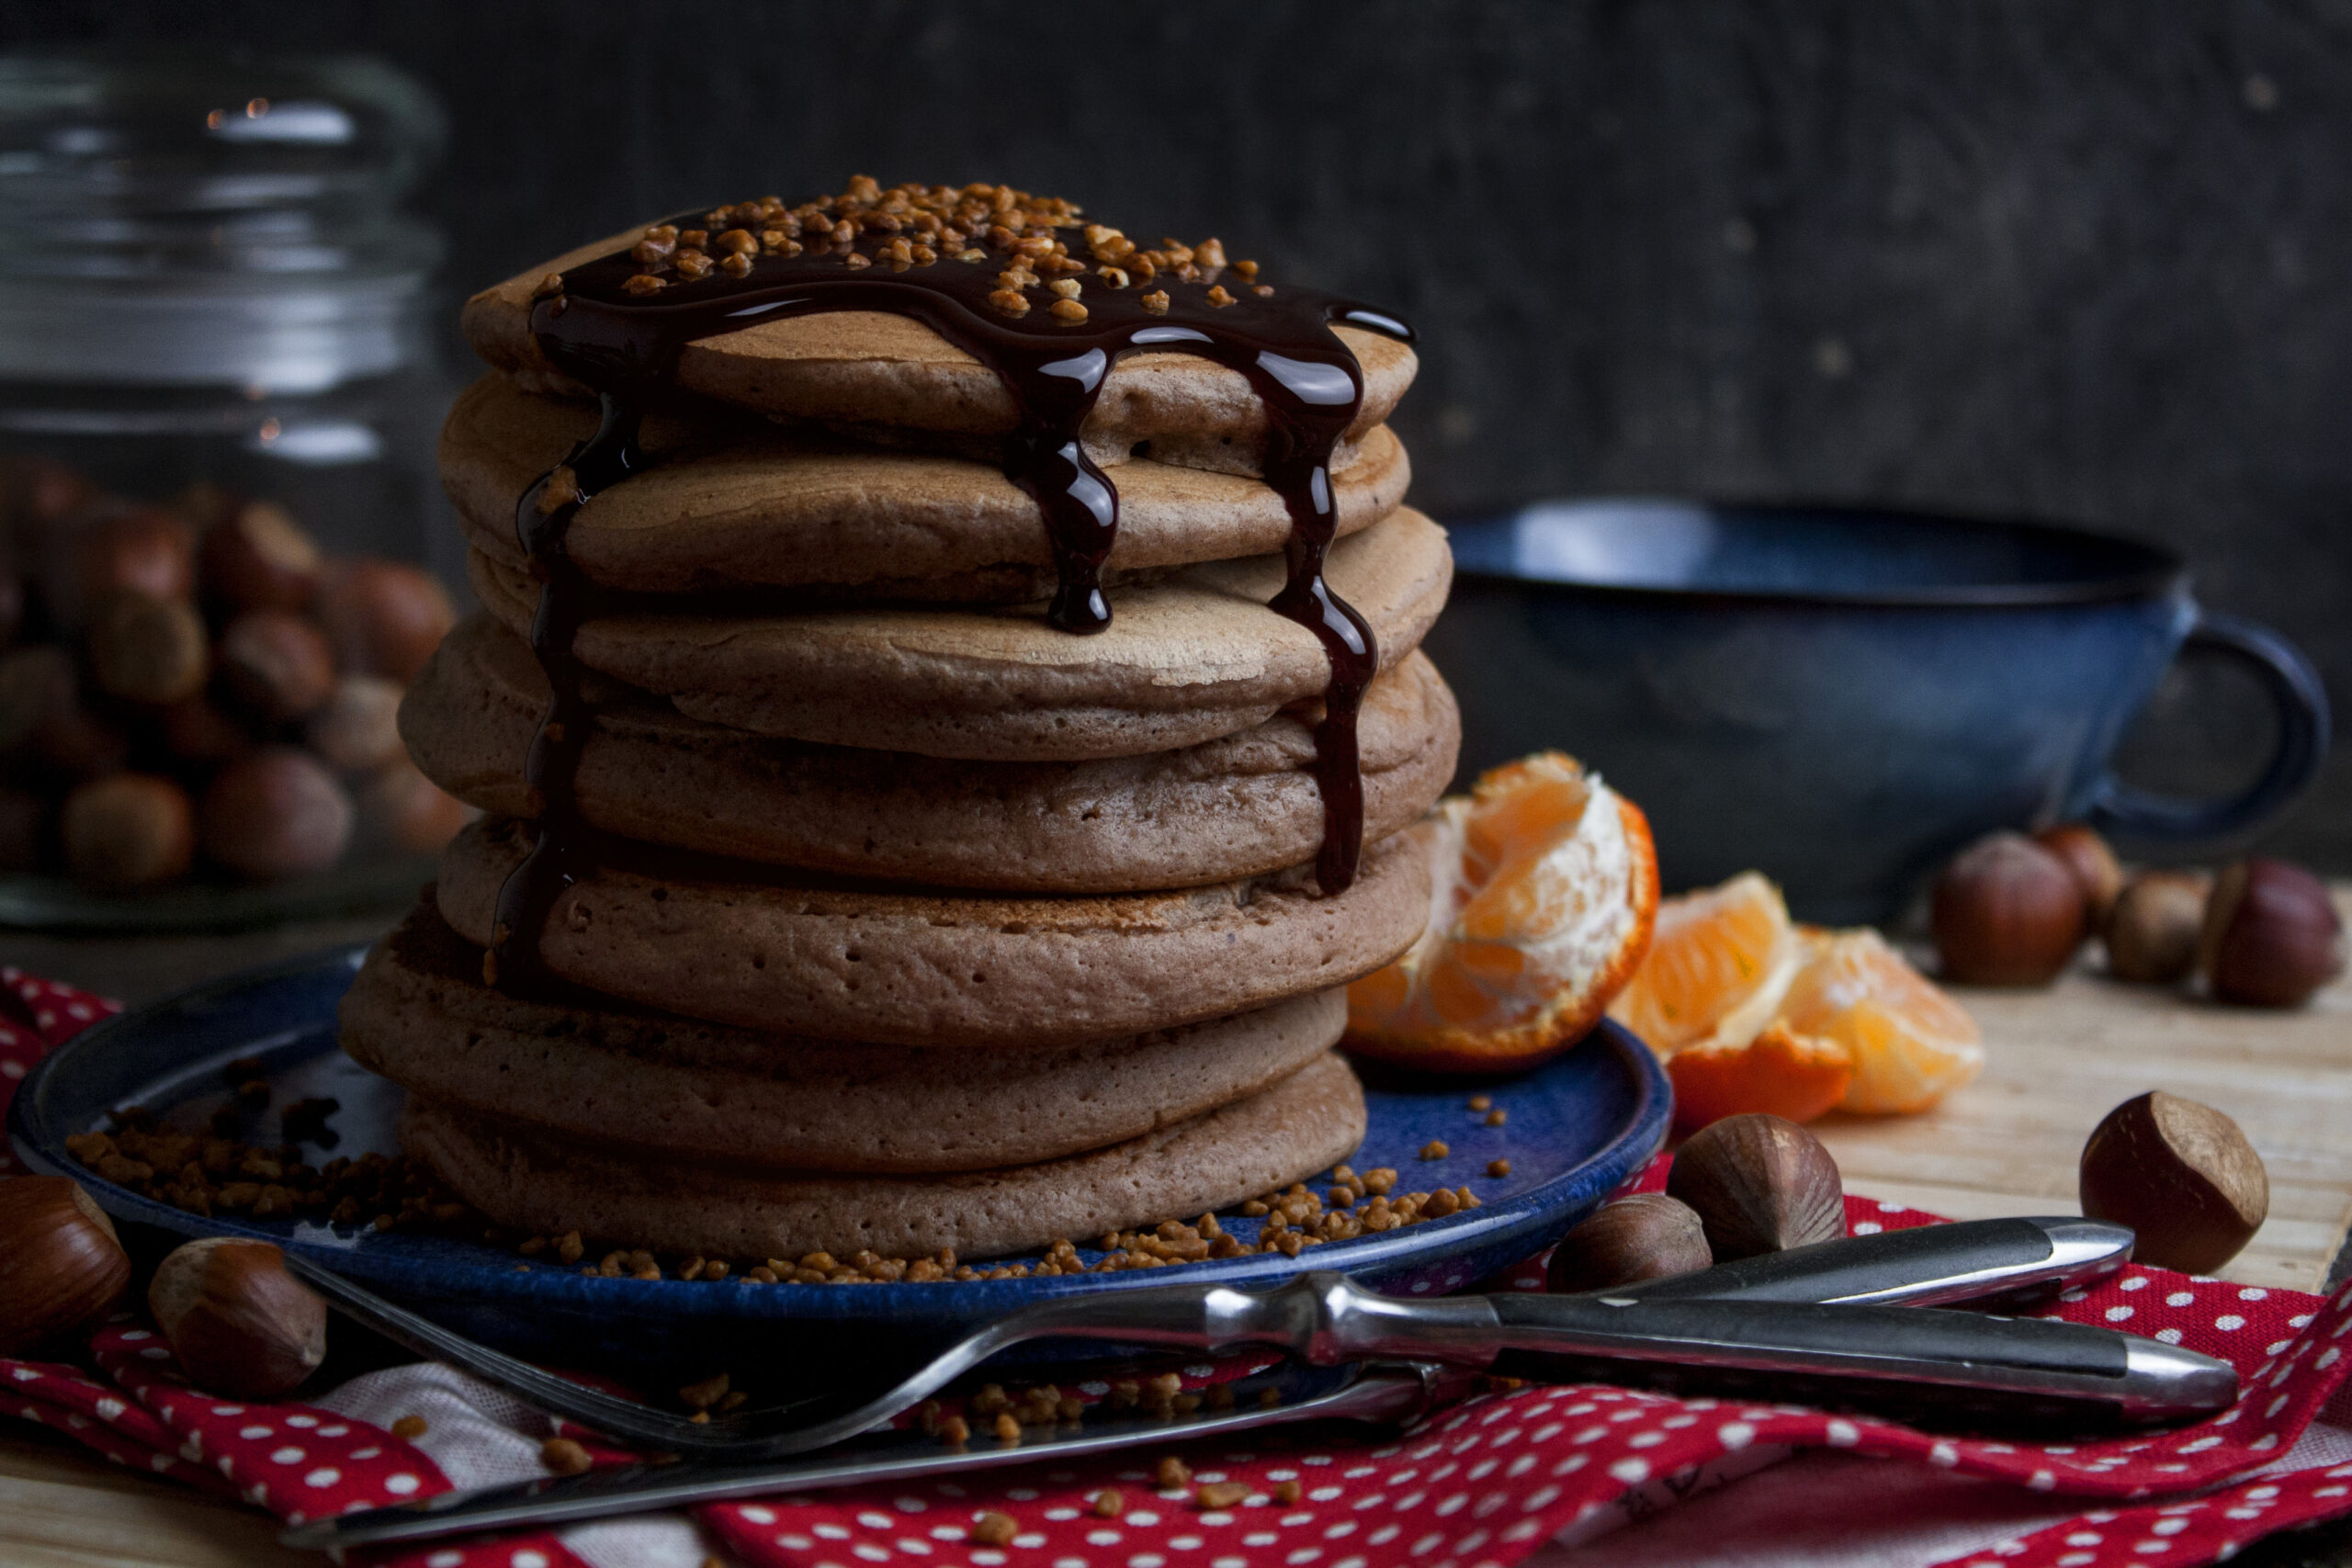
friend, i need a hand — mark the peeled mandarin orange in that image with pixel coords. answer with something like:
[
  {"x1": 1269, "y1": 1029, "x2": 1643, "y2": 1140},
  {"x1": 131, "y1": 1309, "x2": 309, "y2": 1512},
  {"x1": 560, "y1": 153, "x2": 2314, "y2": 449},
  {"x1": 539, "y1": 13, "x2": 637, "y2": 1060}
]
[
  {"x1": 1666, "y1": 1021, "x2": 1854, "y2": 1131},
  {"x1": 1345, "y1": 751, "x2": 1657, "y2": 1072},
  {"x1": 1779, "y1": 927, "x2": 1985, "y2": 1114},
  {"x1": 1607, "y1": 871, "x2": 1801, "y2": 1057}
]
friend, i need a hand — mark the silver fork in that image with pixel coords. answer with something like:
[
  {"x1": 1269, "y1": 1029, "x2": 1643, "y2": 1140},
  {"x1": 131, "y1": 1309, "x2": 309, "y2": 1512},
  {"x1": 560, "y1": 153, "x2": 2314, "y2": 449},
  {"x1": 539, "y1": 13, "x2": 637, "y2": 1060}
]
[{"x1": 283, "y1": 1217, "x2": 2159, "y2": 1461}]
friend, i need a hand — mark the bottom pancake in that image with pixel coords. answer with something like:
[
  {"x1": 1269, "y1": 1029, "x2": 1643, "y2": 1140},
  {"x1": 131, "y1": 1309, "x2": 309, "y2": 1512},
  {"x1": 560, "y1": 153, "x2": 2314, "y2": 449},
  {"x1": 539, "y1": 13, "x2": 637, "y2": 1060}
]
[
  {"x1": 342, "y1": 902, "x2": 1346, "y2": 1173},
  {"x1": 401, "y1": 1050, "x2": 1367, "y2": 1261}
]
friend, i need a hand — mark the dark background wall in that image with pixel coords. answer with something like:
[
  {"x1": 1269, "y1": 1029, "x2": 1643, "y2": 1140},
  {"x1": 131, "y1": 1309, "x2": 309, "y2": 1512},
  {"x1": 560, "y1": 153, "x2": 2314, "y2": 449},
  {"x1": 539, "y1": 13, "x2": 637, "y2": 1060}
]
[{"x1": 10, "y1": 0, "x2": 2347, "y2": 869}]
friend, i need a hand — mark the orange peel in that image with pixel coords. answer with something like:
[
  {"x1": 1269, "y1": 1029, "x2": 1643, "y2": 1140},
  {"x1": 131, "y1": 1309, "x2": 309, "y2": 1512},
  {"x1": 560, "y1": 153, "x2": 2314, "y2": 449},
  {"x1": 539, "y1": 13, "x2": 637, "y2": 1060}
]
[{"x1": 1665, "y1": 1021, "x2": 1853, "y2": 1131}]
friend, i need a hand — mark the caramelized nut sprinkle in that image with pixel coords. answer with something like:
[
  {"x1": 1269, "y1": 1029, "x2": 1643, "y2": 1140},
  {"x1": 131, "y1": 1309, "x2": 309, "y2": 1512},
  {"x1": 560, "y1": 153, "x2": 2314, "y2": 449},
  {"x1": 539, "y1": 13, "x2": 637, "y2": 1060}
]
[{"x1": 584, "y1": 178, "x2": 1277, "y2": 312}]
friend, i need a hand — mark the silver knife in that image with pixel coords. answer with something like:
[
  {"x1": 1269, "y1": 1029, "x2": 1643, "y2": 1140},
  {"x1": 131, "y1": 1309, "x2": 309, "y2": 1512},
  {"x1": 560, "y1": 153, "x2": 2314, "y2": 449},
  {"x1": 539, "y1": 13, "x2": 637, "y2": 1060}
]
[{"x1": 287, "y1": 1216, "x2": 2172, "y2": 1551}]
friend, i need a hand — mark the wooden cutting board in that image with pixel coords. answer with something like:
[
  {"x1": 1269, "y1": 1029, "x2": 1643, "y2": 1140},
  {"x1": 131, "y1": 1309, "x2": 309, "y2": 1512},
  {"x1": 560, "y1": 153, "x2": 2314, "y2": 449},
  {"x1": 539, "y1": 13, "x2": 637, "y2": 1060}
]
[{"x1": 1811, "y1": 892, "x2": 2352, "y2": 1292}]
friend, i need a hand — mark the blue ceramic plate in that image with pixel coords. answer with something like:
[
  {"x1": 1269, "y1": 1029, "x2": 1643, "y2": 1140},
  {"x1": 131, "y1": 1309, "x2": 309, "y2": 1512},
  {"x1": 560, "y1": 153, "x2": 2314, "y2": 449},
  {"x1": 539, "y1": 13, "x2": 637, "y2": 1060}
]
[{"x1": 8, "y1": 948, "x2": 1668, "y2": 1371}]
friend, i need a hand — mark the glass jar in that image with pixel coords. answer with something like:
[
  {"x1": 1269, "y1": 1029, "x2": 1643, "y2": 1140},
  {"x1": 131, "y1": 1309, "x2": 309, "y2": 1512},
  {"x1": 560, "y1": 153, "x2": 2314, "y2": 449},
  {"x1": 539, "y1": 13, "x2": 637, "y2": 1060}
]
[{"x1": 0, "y1": 54, "x2": 464, "y2": 930}]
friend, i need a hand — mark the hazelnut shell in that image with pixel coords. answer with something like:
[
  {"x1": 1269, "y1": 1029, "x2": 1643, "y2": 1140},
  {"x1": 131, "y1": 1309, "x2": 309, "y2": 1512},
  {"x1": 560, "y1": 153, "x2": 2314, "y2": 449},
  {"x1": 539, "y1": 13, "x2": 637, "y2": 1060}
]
[
  {"x1": 199, "y1": 500, "x2": 322, "y2": 614},
  {"x1": 1546, "y1": 1192, "x2": 1712, "y2": 1293},
  {"x1": 319, "y1": 559, "x2": 455, "y2": 683},
  {"x1": 217, "y1": 610, "x2": 337, "y2": 723},
  {"x1": 2199, "y1": 859, "x2": 2346, "y2": 1010},
  {"x1": 86, "y1": 590, "x2": 210, "y2": 705},
  {"x1": 0, "y1": 1177, "x2": 130, "y2": 1355},
  {"x1": 156, "y1": 695, "x2": 255, "y2": 766},
  {"x1": 357, "y1": 755, "x2": 472, "y2": 854},
  {"x1": 147, "y1": 1236, "x2": 327, "y2": 1399},
  {"x1": 0, "y1": 786, "x2": 43, "y2": 872},
  {"x1": 2104, "y1": 870, "x2": 2210, "y2": 985},
  {"x1": 61, "y1": 773, "x2": 196, "y2": 889},
  {"x1": 199, "y1": 748, "x2": 355, "y2": 880},
  {"x1": 2079, "y1": 1090, "x2": 2267, "y2": 1274},
  {"x1": 1666, "y1": 1112, "x2": 1845, "y2": 1261},
  {"x1": 0, "y1": 645, "x2": 128, "y2": 777},
  {"x1": 1931, "y1": 831, "x2": 2087, "y2": 987},
  {"x1": 2035, "y1": 823, "x2": 2124, "y2": 923},
  {"x1": 72, "y1": 506, "x2": 196, "y2": 613},
  {"x1": 306, "y1": 674, "x2": 406, "y2": 773}
]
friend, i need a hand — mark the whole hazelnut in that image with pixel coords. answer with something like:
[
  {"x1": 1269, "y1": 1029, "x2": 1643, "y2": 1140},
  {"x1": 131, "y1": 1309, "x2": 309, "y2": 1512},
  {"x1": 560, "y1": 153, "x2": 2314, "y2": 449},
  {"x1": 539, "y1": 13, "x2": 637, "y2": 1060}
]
[
  {"x1": 307, "y1": 674, "x2": 406, "y2": 773},
  {"x1": 0, "y1": 644, "x2": 73, "y2": 751},
  {"x1": 156, "y1": 694, "x2": 254, "y2": 766},
  {"x1": 2079, "y1": 1090, "x2": 2267, "y2": 1274},
  {"x1": 1931, "y1": 831, "x2": 2087, "y2": 986},
  {"x1": 2035, "y1": 822, "x2": 2123, "y2": 926},
  {"x1": 1546, "y1": 1192, "x2": 1712, "y2": 1293},
  {"x1": 198, "y1": 500, "x2": 321, "y2": 614},
  {"x1": 319, "y1": 559, "x2": 455, "y2": 682},
  {"x1": 199, "y1": 749, "x2": 354, "y2": 879},
  {"x1": 0, "y1": 644, "x2": 126, "y2": 777},
  {"x1": 169, "y1": 479, "x2": 239, "y2": 534},
  {"x1": 357, "y1": 755, "x2": 472, "y2": 854},
  {"x1": 9, "y1": 457, "x2": 96, "y2": 535},
  {"x1": 72, "y1": 505, "x2": 196, "y2": 611},
  {"x1": 147, "y1": 1237, "x2": 327, "y2": 1399},
  {"x1": 1667, "y1": 1112, "x2": 1845, "y2": 1261},
  {"x1": 0, "y1": 786, "x2": 44, "y2": 871},
  {"x1": 2199, "y1": 858, "x2": 2346, "y2": 1009},
  {"x1": 2104, "y1": 870, "x2": 2211, "y2": 985},
  {"x1": 217, "y1": 610, "x2": 337, "y2": 722},
  {"x1": 61, "y1": 773, "x2": 195, "y2": 889},
  {"x1": 0, "y1": 1177, "x2": 131, "y2": 1355},
  {"x1": 86, "y1": 590, "x2": 209, "y2": 705}
]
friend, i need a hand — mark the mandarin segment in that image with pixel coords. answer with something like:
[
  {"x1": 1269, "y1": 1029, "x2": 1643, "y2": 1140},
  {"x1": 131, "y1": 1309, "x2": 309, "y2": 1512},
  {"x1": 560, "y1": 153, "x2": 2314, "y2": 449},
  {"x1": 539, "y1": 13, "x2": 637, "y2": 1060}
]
[
  {"x1": 1607, "y1": 871, "x2": 1799, "y2": 1055},
  {"x1": 1777, "y1": 927, "x2": 1984, "y2": 1114},
  {"x1": 1344, "y1": 751, "x2": 1657, "y2": 1072},
  {"x1": 1611, "y1": 872, "x2": 1981, "y2": 1124}
]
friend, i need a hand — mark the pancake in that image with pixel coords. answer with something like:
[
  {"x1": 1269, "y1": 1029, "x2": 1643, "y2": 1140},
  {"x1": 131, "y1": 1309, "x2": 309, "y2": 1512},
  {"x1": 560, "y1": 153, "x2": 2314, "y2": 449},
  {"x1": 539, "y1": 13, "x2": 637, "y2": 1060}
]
[
  {"x1": 342, "y1": 904, "x2": 1345, "y2": 1173},
  {"x1": 403, "y1": 614, "x2": 1458, "y2": 894},
  {"x1": 462, "y1": 228, "x2": 1417, "y2": 479},
  {"x1": 468, "y1": 505, "x2": 1453, "y2": 761},
  {"x1": 442, "y1": 374, "x2": 1409, "y2": 599},
  {"x1": 401, "y1": 1048, "x2": 1367, "y2": 1260},
  {"x1": 436, "y1": 816, "x2": 1430, "y2": 1046}
]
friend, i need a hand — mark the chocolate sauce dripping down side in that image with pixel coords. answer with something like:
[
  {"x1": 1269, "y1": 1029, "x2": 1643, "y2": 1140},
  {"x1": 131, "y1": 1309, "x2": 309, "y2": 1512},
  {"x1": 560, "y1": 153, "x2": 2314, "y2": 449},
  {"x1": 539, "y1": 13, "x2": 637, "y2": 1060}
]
[
  {"x1": 489, "y1": 389, "x2": 645, "y2": 991},
  {"x1": 486, "y1": 218, "x2": 1412, "y2": 991}
]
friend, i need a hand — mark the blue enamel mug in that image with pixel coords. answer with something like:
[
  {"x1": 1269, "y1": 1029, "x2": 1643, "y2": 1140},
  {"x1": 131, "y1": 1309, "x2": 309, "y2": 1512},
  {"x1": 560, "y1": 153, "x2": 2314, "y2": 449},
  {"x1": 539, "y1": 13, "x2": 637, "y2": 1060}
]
[{"x1": 1423, "y1": 498, "x2": 2331, "y2": 925}]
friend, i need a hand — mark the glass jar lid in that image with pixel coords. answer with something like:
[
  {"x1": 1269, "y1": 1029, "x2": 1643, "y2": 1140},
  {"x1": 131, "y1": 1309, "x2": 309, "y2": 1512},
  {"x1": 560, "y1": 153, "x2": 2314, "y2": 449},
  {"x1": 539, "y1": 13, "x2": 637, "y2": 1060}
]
[{"x1": 0, "y1": 54, "x2": 446, "y2": 391}]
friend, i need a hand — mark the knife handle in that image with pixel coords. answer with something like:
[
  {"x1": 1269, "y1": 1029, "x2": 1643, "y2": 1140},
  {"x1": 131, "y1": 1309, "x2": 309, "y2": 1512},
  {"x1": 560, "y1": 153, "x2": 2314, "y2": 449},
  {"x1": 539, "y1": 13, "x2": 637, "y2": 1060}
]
[
  {"x1": 1601, "y1": 1217, "x2": 2132, "y2": 1307},
  {"x1": 1485, "y1": 1293, "x2": 2235, "y2": 1425}
]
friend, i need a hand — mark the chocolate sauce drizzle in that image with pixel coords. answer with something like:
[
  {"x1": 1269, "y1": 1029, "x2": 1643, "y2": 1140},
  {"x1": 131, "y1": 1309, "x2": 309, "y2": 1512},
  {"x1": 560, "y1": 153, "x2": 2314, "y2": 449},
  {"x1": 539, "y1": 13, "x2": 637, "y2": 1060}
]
[{"x1": 491, "y1": 208, "x2": 1413, "y2": 988}]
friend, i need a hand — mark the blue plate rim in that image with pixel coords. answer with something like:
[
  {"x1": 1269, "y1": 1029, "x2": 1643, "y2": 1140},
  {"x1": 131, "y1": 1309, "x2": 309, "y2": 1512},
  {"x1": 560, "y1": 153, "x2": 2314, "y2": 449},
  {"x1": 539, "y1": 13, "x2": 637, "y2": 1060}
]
[{"x1": 7, "y1": 944, "x2": 1672, "y2": 1318}]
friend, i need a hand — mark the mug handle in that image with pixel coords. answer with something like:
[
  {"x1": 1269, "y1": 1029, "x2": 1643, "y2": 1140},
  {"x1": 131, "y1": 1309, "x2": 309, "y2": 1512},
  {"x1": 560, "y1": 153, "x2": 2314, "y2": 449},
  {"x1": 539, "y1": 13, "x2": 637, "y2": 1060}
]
[{"x1": 2086, "y1": 610, "x2": 2332, "y2": 844}]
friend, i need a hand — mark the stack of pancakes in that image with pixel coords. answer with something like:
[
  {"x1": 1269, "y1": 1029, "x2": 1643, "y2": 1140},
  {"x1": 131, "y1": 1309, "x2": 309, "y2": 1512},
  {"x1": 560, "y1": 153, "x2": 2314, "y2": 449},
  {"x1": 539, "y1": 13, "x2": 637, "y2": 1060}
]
[{"x1": 338, "y1": 216, "x2": 1460, "y2": 1267}]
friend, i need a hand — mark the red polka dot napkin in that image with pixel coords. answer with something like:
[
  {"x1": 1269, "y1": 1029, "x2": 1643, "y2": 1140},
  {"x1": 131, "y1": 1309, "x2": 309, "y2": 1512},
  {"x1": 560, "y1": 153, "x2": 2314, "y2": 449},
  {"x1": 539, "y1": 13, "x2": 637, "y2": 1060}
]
[{"x1": 6, "y1": 970, "x2": 2352, "y2": 1568}]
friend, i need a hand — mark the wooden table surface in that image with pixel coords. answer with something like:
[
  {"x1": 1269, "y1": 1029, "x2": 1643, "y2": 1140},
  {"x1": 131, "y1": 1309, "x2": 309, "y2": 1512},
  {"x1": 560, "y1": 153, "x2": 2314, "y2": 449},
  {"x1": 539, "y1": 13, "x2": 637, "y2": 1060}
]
[
  {"x1": 1817, "y1": 890, "x2": 2352, "y2": 1292},
  {"x1": 3, "y1": 896, "x2": 2349, "y2": 1564}
]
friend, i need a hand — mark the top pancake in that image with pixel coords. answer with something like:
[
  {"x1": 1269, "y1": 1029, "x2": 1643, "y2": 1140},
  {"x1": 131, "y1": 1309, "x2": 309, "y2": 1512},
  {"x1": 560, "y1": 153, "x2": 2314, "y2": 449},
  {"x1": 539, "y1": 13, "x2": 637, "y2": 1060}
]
[
  {"x1": 442, "y1": 373, "x2": 1410, "y2": 598},
  {"x1": 462, "y1": 226, "x2": 1417, "y2": 478}
]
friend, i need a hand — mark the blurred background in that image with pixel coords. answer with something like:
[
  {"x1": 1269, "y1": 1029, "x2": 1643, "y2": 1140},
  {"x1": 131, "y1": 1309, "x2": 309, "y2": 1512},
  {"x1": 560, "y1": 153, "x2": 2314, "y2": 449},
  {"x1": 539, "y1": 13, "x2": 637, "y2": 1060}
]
[{"x1": 1, "y1": 0, "x2": 2344, "y2": 876}]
